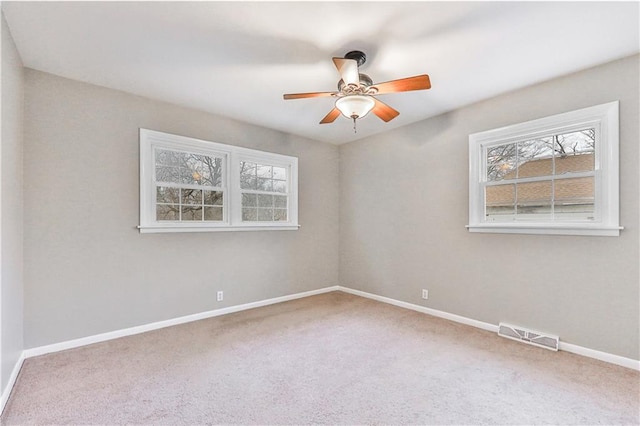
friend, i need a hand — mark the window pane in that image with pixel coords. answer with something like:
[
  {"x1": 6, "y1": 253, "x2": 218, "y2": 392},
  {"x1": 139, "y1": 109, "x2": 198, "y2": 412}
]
[
  {"x1": 485, "y1": 184, "x2": 515, "y2": 220},
  {"x1": 181, "y1": 206, "x2": 202, "y2": 221},
  {"x1": 555, "y1": 152, "x2": 595, "y2": 175},
  {"x1": 240, "y1": 162, "x2": 256, "y2": 188},
  {"x1": 486, "y1": 143, "x2": 517, "y2": 181},
  {"x1": 257, "y1": 194, "x2": 273, "y2": 207},
  {"x1": 516, "y1": 181, "x2": 552, "y2": 219},
  {"x1": 273, "y1": 167, "x2": 286, "y2": 180},
  {"x1": 203, "y1": 191, "x2": 223, "y2": 206},
  {"x1": 257, "y1": 165, "x2": 272, "y2": 178},
  {"x1": 240, "y1": 162, "x2": 256, "y2": 174},
  {"x1": 158, "y1": 152, "x2": 222, "y2": 187},
  {"x1": 274, "y1": 208, "x2": 287, "y2": 221},
  {"x1": 272, "y1": 180, "x2": 287, "y2": 193},
  {"x1": 257, "y1": 178, "x2": 273, "y2": 191},
  {"x1": 258, "y1": 208, "x2": 274, "y2": 221},
  {"x1": 180, "y1": 167, "x2": 200, "y2": 185},
  {"x1": 242, "y1": 193, "x2": 257, "y2": 207},
  {"x1": 555, "y1": 129, "x2": 595, "y2": 155},
  {"x1": 155, "y1": 149, "x2": 171, "y2": 166},
  {"x1": 241, "y1": 176, "x2": 257, "y2": 190},
  {"x1": 203, "y1": 206, "x2": 223, "y2": 221},
  {"x1": 190, "y1": 168, "x2": 205, "y2": 184},
  {"x1": 199, "y1": 157, "x2": 223, "y2": 187},
  {"x1": 516, "y1": 138, "x2": 554, "y2": 178},
  {"x1": 156, "y1": 204, "x2": 179, "y2": 221},
  {"x1": 156, "y1": 186, "x2": 179, "y2": 204},
  {"x1": 554, "y1": 129, "x2": 595, "y2": 175},
  {"x1": 155, "y1": 166, "x2": 180, "y2": 183},
  {"x1": 181, "y1": 189, "x2": 202, "y2": 205},
  {"x1": 273, "y1": 195, "x2": 287, "y2": 208},
  {"x1": 155, "y1": 149, "x2": 183, "y2": 166},
  {"x1": 554, "y1": 176, "x2": 594, "y2": 201},
  {"x1": 554, "y1": 177, "x2": 594, "y2": 220},
  {"x1": 184, "y1": 153, "x2": 204, "y2": 169},
  {"x1": 242, "y1": 208, "x2": 257, "y2": 221}
]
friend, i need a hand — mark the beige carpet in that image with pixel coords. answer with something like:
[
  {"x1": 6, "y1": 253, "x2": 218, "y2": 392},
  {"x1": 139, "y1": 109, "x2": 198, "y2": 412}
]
[{"x1": 2, "y1": 292, "x2": 638, "y2": 424}]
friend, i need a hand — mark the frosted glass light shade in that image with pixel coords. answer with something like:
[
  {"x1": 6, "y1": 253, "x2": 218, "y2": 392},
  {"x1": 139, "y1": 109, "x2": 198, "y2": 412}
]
[{"x1": 335, "y1": 95, "x2": 375, "y2": 119}]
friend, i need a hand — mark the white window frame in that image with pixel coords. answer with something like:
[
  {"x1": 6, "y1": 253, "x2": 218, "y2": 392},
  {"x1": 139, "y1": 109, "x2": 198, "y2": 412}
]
[
  {"x1": 139, "y1": 129, "x2": 299, "y2": 233},
  {"x1": 467, "y1": 101, "x2": 621, "y2": 236}
]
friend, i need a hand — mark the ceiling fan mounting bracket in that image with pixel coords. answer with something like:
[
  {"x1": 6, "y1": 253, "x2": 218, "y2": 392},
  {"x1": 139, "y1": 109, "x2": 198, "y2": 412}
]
[{"x1": 344, "y1": 50, "x2": 367, "y2": 67}]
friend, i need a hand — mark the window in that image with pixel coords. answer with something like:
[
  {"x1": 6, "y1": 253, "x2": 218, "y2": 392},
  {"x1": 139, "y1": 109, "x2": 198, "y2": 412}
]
[
  {"x1": 468, "y1": 101, "x2": 621, "y2": 236},
  {"x1": 139, "y1": 129, "x2": 298, "y2": 233},
  {"x1": 154, "y1": 148, "x2": 225, "y2": 222},
  {"x1": 239, "y1": 161, "x2": 289, "y2": 222}
]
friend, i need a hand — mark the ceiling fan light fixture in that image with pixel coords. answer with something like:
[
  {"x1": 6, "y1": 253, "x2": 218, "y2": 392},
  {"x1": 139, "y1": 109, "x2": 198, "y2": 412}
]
[{"x1": 335, "y1": 95, "x2": 375, "y2": 120}]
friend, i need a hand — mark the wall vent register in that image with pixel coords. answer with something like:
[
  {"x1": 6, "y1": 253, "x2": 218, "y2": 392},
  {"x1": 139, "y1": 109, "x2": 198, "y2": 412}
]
[{"x1": 498, "y1": 323, "x2": 559, "y2": 351}]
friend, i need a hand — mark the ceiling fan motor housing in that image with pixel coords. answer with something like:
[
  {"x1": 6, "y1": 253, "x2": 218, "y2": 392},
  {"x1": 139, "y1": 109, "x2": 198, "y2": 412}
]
[{"x1": 338, "y1": 73, "x2": 373, "y2": 91}]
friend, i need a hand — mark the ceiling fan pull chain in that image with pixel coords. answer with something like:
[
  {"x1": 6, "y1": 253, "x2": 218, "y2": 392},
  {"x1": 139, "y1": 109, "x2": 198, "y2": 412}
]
[{"x1": 352, "y1": 117, "x2": 357, "y2": 133}]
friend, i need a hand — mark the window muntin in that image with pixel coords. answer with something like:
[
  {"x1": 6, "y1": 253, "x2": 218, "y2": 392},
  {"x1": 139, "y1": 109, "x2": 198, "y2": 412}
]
[
  {"x1": 483, "y1": 129, "x2": 596, "y2": 222},
  {"x1": 468, "y1": 101, "x2": 620, "y2": 236},
  {"x1": 240, "y1": 162, "x2": 289, "y2": 222},
  {"x1": 139, "y1": 129, "x2": 299, "y2": 233},
  {"x1": 154, "y1": 148, "x2": 225, "y2": 222}
]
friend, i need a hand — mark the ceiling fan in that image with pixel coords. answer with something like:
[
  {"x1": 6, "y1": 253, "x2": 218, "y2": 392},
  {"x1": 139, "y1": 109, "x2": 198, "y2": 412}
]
[{"x1": 283, "y1": 50, "x2": 431, "y2": 131}]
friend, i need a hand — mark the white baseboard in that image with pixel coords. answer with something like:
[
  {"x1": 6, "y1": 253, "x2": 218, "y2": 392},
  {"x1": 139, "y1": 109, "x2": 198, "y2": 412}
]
[
  {"x1": 558, "y1": 341, "x2": 639, "y2": 371},
  {"x1": 0, "y1": 350, "x2": 26, "y2": 415},
  {"x1": 7, "y1": 284, "x2": 634, "y2": 417},
  {"x1": 14, "y1": 283, "x2": 640, "y2": 395},
  {"x1": 337, "y1": 286, "x2": 499, "y2": 333},
  {"x1": 24, "y1": 285, "x2": 339, "y2": 359},
  {"x1": 336, "y1": 286, "x2": 640, "y2": 371}
]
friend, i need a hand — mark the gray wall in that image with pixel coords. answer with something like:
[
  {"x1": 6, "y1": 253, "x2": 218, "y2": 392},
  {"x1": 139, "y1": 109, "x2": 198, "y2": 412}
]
[
  {"x1": 1, "y1": 12, "x2": 25, "y2": 390},
  {"x1": 339, "y1": 54, "x2": 640, "y2": 360},
  {"x1": 17, "y1": 52, "x2": 640, "y2": 361},
  {"x1": 23, "y1": 70, "x2": 339, "y2": 348}
]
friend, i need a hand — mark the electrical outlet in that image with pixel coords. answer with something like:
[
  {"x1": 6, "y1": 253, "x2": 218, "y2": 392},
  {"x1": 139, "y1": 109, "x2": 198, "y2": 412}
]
[
  {"x1": 421, "y1": 289, "x2": 429, "y2": 300},
  {"x1": 217, "y1": 291, "x2": 224, "y2": 302}
]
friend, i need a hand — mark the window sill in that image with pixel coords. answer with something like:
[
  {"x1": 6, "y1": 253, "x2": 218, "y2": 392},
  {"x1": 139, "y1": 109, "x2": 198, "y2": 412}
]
[
  {"x1": 138, "y1": 224, "x2": 301, "y2": 233},
  {"x1": 466, "y1": 223, "x2": 622, "y2": 236}
]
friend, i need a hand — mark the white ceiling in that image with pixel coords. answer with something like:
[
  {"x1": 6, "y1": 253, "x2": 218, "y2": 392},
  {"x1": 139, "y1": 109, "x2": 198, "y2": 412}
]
[{"x1": 3, "y1": 1, "x2": 639, "y2": 145}]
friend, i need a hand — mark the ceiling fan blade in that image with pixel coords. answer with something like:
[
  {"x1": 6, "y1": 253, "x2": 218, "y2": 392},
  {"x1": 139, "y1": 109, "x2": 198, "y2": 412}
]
[
  {"x1": 283, "y1": 91, "x2": 337, "y2": 100},
  {"x1": 332, "y1": 57, "x2": 360, "y2": 86},
  {"x1": 319, "y1": 108, "x2": 341, "y2": 124},
  {"x1": 372, "y1": 98, "x2": 400, "y2": 122},
  {"x1": 373, "y1": 75, "x2": 431, "y2": 95}
]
